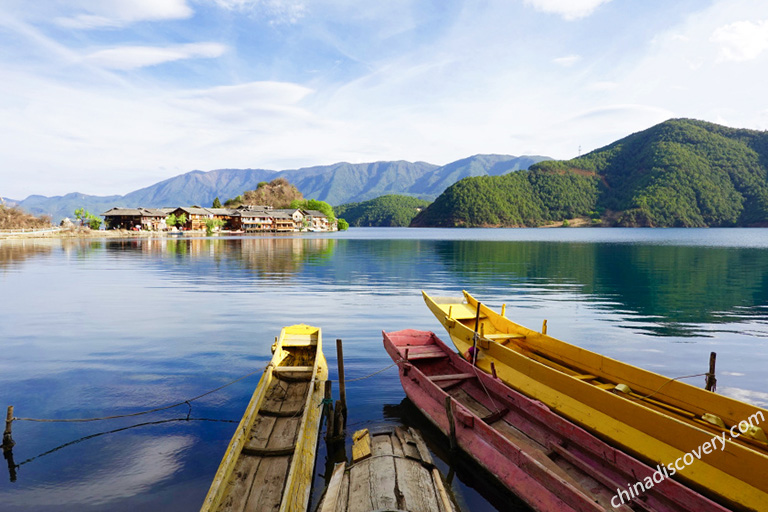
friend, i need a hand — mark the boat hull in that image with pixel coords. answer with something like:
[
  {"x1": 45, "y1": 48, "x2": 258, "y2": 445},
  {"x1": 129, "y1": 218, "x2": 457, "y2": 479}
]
[
  {"x1": 423, "y1": 291, "x2": 768, "y2": 511},
  {"x1": 201, "y1": 324, "x2": 327, "y2": 512},
  {"x1": 384, "y1": 329, "x2": 731, "y2": 512}
]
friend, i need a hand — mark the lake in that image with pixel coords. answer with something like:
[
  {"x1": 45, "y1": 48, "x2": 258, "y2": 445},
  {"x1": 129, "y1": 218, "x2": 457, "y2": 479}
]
[{"x1": 1, "y1": 228, "x2": 767, "y2": 511}]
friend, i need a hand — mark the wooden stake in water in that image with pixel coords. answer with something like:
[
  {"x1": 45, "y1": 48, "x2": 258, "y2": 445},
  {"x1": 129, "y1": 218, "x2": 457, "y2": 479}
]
[
  {"x1": 336, "y1": 339, "x2": 347, "y2": 429},
  {"x1": 706, "y1": 352, "x2": 717, "y2": 392},
  {"x1": 2, "y1": 406, "x2": 13, "y2": 452}
]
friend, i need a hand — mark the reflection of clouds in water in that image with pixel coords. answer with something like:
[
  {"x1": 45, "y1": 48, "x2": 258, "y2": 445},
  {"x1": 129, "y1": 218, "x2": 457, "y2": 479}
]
[
  {"x1": 720, "y1": 387, "x2": 768, "y2": 408},
  {"x1": 5, "y1": 436, "x2": 192, "y2": 507}
]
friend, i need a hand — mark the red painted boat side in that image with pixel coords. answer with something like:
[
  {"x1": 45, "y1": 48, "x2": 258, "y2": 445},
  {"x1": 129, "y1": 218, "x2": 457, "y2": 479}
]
[{"x1": 382, "y1": 329, "x2": 731, "y2": 512}]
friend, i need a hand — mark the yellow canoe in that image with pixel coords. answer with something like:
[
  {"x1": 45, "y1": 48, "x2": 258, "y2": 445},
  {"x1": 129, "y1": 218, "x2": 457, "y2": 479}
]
[
  {"x1": 424, "y1": 291, "x2": 768, "y2": 511},
  {"x1": 201, "y1": 324, "x2": 328, "y2": 512}
]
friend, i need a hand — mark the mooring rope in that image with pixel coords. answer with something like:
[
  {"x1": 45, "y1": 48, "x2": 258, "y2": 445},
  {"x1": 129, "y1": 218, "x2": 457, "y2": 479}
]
[
  {"x1": 628, "y1": 372, "x2": 712, "y2": 401},
  {"x1": 12, "y1": 367, "x2": 265, "y2": 424},
  {"x1": 339, "y1": 359, "x2": 404, "y2": 383}
]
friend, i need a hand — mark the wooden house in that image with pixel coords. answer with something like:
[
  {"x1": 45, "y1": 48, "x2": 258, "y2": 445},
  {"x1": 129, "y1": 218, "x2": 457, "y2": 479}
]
[
  {"x1": 102, "y1": 207, "x2": 167, "y2": 230},
  {"x1": 302, "y1": 210, "x2": 331, "y2": 231},
  {"x1": 171, "y1": 207, "x2": 214, "y2": 231}
]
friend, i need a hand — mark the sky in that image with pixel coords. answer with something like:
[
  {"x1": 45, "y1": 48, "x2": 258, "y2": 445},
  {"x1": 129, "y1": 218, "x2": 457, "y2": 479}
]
[{"x1": 1, "y1": 0, "x2": 768, "y2": 199}]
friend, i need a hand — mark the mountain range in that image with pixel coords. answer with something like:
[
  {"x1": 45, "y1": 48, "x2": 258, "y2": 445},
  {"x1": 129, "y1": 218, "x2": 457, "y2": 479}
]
[
  {"x1": 14, "y1": 154, "x2": 548, "y2": 222},
  {"x1": 412, "y1": 119, "x2": 768, "y2": 227}
]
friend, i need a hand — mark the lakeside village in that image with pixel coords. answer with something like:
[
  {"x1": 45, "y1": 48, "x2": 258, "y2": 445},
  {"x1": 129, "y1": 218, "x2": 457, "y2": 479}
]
[{"x1": 100, "y1": 205, "x2": 337, "y2": 233}]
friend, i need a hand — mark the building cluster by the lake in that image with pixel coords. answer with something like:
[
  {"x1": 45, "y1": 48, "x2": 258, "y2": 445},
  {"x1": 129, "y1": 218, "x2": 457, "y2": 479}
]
[{"x1": 102, "y1": 205, "x2": 336, "y2": 232}]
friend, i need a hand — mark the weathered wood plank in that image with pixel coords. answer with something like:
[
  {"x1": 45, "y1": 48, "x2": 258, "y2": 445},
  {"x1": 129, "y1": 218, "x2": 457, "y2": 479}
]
[
  {"x1": 319, "y1": 462, "x2": 346, "y2": 512},
  {"x1": 394, "y1": 456, "x2": 440, "y2": 512},
  {"x1": 351, "y1": 429, "x2": 371, "y2": 463},
  {"x1": 243, "y1": 455, "x2": 291, "y2": 512},
  {"x1": 217, "y1": 456, "x2": 261, "y2": 512},
  {"x1": 368, "y1": 452, "x2": 397, "y2": 510},
  {"x1": 346, "y1": 464, "x2": 372, "y2": 512}
]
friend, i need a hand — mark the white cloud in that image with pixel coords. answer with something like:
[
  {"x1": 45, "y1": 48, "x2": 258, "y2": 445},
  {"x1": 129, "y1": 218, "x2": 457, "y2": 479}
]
[
  {"x1": 85, "y1": 43, "x2": 228, "y2": 70},
  {"x1": 523, "y1": 0, "x2": 612, "y2": 20},
  {"x1": 56, "y1": 0, "x2": 193, "y2": 28},
  {"x1": 553, "y1": 54, "x2": 581, "y2": 67},
  {"x1": 207, "y1": 0, "x2": 306, "y2": 24},
  {"x1": 3, "y1": 436, "x2": 192, "y2": 506},
  {"x1": 711, "y1": 19, "x2": 768, "y2": 62}
]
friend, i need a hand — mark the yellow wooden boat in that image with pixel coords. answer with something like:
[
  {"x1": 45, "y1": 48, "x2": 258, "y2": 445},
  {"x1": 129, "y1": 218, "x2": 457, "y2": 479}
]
[
  {"x1": 424, "y1": 291, "x2": 768, "y2": 511},
  {"x1": 201, "y1": 324, "x2": 328, "y2": 512}
]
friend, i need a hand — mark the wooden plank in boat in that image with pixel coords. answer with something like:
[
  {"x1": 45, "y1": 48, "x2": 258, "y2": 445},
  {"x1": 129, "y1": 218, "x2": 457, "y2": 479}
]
[
  {"x1": 393, "y1": 455, "x2": 440, "y2": 511},
  {"x1": 319, "y1": 462, "x2": 346, "y2": 512},
  {"x1": 351, "y1": 429, "x2": 371, "y2": 463},
  {"x1": 428, "y1": 373, "x2": 474, "y2": 382},
  {"x1": 369, "y1": 434, "x2": 398, "y2": 510}
]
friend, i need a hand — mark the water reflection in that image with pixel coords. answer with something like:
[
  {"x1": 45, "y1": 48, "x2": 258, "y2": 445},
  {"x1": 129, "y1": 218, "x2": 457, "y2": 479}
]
[
  {"x1": 89, "y1": 236, "x2": 768, "y2": 337},
  {"x1": 0, "y1": 240, "x2": 53, "y2": 269}
]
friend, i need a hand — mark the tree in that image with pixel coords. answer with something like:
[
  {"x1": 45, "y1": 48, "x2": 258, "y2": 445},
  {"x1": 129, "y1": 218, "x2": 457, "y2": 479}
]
[
  {"x1": 337, "y1": 218, "x2": 349, "y2": 231},
  {"x1": 74, "y1": 208, "x2": 102, "y2": 230},
  {"x1": 212, "y1": 197, "x2": 222, "y2": 208},
  {"x1": 205, "y1": 218, "x2": 224, "y2": 236},
  {"x1": 176, "y1": 213, "x2": 187, "y2": 228}
]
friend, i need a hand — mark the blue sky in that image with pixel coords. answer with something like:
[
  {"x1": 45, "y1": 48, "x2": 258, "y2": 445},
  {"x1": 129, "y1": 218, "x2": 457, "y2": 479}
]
[{"x1": 2, "y1": 0, "x2": 768, "y2": 199}]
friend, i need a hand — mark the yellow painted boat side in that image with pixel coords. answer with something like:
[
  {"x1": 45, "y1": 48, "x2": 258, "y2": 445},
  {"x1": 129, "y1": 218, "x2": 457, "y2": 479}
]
[
  {"x1": 423, "y1": 291, "x2": 768, "y2": 511},
  {"x1": 279, "y1": 325, "x2": 327, "y2": 512},
  {"x1": 200, "y1": 324, "x2": 327, "y2": 512}
]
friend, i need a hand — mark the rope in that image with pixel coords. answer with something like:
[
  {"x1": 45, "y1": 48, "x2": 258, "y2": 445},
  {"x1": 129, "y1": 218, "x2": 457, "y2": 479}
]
[
  {"x1": 13, "y1": 367, "x2": 265, "y2": 424},
  {"x1": 623, "y1": 372, "x2": 711, "y2": 401},
  {"x1": 342, "y1": 359, "x2": 403, "y2": 382}
]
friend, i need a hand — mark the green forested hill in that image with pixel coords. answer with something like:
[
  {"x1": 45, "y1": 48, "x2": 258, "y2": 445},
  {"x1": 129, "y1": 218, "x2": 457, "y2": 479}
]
[
  {"x1": 412, "y1": 119, "x2": 768, "y2": 227},
  {"x1": 336, "y1": 195, "x2": 431, "y2": 227}
]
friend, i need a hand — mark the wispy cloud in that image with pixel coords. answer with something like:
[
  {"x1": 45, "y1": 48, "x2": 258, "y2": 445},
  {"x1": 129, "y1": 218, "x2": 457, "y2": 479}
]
[
  {"x1": 711, "y1": 19, "x2": 768, "y2": 62},
  {"x1": 55, "y1": 0, "x2": 194, "y2": 29},
  {"x1": 207, "y1": 0, "x2": 306, "y2": 24},
  {"x1": 85, "y1": 43, "x2": 228, "y2": 70},
  {"x1": 523, "y1": 0, "x2": 612, "y2": 20},
  {"x1": 553, "y1": 54, "x2": 581, "y2": 67}
]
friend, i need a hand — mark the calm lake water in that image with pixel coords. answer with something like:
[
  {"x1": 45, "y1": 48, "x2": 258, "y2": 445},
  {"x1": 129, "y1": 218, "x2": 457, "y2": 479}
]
[{"x1": 1, "y1": 228, "x2": 767, "y2": 511}]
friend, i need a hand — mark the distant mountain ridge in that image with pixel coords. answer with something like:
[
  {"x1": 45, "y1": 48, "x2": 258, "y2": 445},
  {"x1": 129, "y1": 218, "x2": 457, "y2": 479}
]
[
  {"x1": 412, "y1": 119, "x2": 768, "y2": 227},
  {"x1": 14, "y1": 154, "x2": 549, "y2": 222}
]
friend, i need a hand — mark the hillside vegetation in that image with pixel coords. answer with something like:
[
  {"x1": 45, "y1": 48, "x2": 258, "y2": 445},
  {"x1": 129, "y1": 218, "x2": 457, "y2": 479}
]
[
  {"x1": 413, "y1": 119, "x2": 768, "y2": 227},
  {"x1": 336, "y1": 195, "x2": 431, "y2": 227},
  {"x1": 224, "y1": 178, "x2": 303, "y2": 208},
  {"x1": 0, "y1": 204, "x2": 52, "y2": 229}
]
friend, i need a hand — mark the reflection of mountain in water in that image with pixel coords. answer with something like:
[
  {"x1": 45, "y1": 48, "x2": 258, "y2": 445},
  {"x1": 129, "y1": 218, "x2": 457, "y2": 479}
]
[
  {"x1": 430, "y1": 241, "x2": 768, "y2": 336},
  {"x1": 94, "y1": 237, "x2": 768, "y2": 336}
]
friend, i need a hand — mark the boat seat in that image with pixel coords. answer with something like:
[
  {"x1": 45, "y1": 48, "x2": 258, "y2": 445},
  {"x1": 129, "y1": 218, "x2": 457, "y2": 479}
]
[
  {"x1": 595, "y1": 383, "x2": 616, "y2": 390},
  {"x1": 273, "y1": 366, "x2": 314, "y2": 373},
  {"x1": 428, "y1": 373, "x2": 475, "y2": 382},
  {"x1": 572, "y1": 374, "x2": 598, "y2": 381},
  {"x1": 259, "y1": 406, "x2": 305, "y2": 417},
  {"x1": 242, "y1": 446, "x2": 296, "y2": 457},
  {"x1": 445, "y1": 303, "x2": 486, "y2": 320},
  {"x1": 404, "y1": 349, "x2": 447, "y2": 361}
]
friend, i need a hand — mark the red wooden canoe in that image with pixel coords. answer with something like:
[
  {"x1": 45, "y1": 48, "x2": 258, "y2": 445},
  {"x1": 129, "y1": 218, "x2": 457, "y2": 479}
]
[{"x1": 383, "y1": 329, "x2": 731, "y2": 512}]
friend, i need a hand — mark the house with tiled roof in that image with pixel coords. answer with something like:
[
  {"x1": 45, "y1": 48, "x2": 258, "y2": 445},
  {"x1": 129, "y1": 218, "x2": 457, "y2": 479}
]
[{"x1": 102, "y1": 207, "x2": 167, "y2": 230}]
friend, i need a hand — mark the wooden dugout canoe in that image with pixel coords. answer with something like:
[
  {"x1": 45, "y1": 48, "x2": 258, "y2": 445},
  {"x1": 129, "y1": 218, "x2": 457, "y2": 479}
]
[
  {"x1": 317, "y1": 426, "x2": 455, "y2": 512},
  {"x1": 383, "y1": 329, "x2": 731, "y2": 512},
  {"x1": 423, "y1": 291, "x2": 768, "y2": 511},
  {"x1": 201, "y1": 324, "x2": 328, "y2": 512}
]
